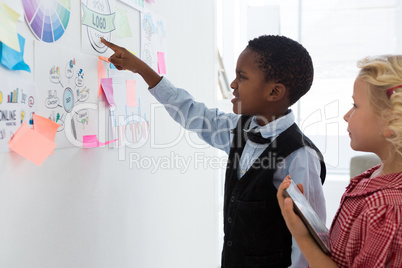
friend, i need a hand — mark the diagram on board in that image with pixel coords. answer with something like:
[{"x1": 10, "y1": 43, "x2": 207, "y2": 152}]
[
  {"x1": 35, "y1": 42, "x2": 98, "y2": 148},
  {"x1": 81, "y1": 0, "x2": 116, "y2": 55},
  {"x1": 22, "y1": 0, "x2": 71, "y2": 43}
]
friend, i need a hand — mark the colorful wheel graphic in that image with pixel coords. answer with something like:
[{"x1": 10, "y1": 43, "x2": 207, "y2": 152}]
[{"x1": 22, "y1": 0, "x2": 71, "y2": 43}]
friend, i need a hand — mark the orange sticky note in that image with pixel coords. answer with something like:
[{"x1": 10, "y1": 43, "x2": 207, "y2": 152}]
[
  {"x1": 32, "y1": 114, "x2": 60, "y2": 154},
  {"x1": 157, "y1": 52, "x2": 166, "y2": 74},
  {"x1": 98, "y1": 56, "x2": 110, "y2": 63},
  {"x1": 97, "y1": 59, "x2": 107, "y2": 98},
  {"x1": 33, "y1": 114, "x2": 60, "y2": 141},
  {"x1": 8, "y1": 123, "x2": 56, "y2": 166},
  {"x1": 126, "y1": 80, "x2": 138, "y2": 107}
]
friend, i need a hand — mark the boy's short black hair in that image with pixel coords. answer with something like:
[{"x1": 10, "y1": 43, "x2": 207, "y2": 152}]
[{"x1": 247, "y1": 35, "x2": 314, "y2": 106}]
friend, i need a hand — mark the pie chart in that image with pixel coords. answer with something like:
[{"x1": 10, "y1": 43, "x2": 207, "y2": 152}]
[{"x1": 22, "y1": 0, "x2": 71, "y2": 43}]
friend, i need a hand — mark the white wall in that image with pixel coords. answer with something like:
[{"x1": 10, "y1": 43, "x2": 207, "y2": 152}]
[{"x1": 0, "y1": 1, "x2": 219, "y2": 268}]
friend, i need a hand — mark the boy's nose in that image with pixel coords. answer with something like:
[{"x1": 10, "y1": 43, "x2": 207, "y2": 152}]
[{"x1": 230, "y1": 79, "x2": 237, "y2": 90}]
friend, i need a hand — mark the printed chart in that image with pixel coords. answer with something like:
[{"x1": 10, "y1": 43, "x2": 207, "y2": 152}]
[
  {"x1": 22, "y1": 0, "x2": 71, "y2": 43},
  {"x1": 0, "y1": 70, "x2": 35, "y2": 152},
  {"x1": 107, "y1": 70, "x2": 152, "y2": 148}
]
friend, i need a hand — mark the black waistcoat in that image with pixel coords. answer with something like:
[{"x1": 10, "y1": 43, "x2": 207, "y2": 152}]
[{"x1": 221, "y1": 115, "x2": 326, "y2": 268}]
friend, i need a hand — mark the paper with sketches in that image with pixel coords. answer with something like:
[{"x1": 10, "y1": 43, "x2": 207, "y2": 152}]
[
  {"x1": 140, "y1": 11, "x2": 167, "y2": 74},
  {"x1": 34, "y1": 41, "x2": 98, "y2": 148},
  {"x1": 81, "y1": 0, "x2": 116, "y2": 55}
]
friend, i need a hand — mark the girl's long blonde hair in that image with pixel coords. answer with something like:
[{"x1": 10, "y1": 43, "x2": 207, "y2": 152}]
[{"x1": 358, "y1": 55, "x2": 402, "y2": 155}]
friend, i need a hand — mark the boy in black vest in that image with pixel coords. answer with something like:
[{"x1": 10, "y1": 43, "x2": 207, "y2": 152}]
[{"x1": 102, "y1": 35, "x2": 326, "y2": 268}]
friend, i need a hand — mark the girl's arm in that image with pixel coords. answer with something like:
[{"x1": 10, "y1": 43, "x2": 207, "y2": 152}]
[{"x1": 277, "y1": 176, "x2": 338, "y2": 268}]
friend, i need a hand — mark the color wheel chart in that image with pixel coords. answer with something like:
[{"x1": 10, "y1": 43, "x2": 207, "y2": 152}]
[{"x1": 22, "y1": 0, "x2": 71, "y2": 43}]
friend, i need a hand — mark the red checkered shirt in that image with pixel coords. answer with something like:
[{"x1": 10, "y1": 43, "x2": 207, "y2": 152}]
[{"x1": 329, "y1": 165, "x2": 402, "y2": 268}]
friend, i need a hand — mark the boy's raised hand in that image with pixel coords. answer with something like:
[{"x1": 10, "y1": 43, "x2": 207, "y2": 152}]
[
  {"x1": 101, "y1": 37, "x2": 142, "y2": 73},
  {"x1": 100, "y1": 37, "x2": 162, "y2": 88}
]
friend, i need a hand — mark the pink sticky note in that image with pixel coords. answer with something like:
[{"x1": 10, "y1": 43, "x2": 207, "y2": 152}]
[
  {"x1": 126, "y1": 80, "x2": 138, "y2": 107},
  {"x1": 83, "y1": 135, "x2": 117, "y2": 148},
  {"x1": 33, "y1": 114, "x2": 60, "y2": 141},
  {"x1": 97, "y1": 59, "x2": 107, "y2": 98},
  {"x1": 157, "y1": 52, "x2": 166, "y2": 74},
  {"x1": 8, "y1": 122, "x2": 56, "y2": 166},
  {"x1": 100, "y1": 78, "x2": 115, "y2": 108}
]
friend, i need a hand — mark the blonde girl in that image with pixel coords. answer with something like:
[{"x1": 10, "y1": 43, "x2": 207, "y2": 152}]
[{"x1": 277, "y1": 55, "x2": 402, "y2": 268}]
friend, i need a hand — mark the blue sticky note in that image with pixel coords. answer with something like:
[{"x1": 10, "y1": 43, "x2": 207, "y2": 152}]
[
  {"x1": 110, "y1": 63, "x2": 117, "y2": 69},
  {"x1": 0, "y1": 34, "x2": 31, "y2": 72}
]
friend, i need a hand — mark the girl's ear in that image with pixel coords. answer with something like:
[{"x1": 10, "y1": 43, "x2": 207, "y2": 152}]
[
  {"x1": 266, "y1": 83, "x2": 287, "y2": 101},
  {"x1": 383, "y1": 128, "x2": 395, "y2": 138}
]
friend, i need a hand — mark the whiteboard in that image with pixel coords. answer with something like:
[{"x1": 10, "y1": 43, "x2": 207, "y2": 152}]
[{"x1": 0, "y1": 0, "x2": 219, "y2": 267}]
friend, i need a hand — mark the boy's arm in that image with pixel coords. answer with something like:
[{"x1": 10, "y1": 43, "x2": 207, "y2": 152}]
[
  {"x1": 101, "y1": 38, "x2": 239, "y2": 153},
  {"x1": 101, "y1": 38, "x2": 162, "y2": 88},
  {"x1": 277, "y1": 177, "x2": 338, "y2": 268}
]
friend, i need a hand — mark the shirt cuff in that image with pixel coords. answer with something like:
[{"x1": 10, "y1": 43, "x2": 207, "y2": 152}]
[{"x1": 149, "y1": 76, "x2": 176, "y2": 103}]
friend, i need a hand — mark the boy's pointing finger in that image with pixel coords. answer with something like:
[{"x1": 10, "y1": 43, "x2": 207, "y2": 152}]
[{"x1": 100, "y1": 37, "x2": 119, "y2": 52}]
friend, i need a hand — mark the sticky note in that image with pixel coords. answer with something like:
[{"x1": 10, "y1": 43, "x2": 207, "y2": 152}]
[
  {"x1": 0, "y1": 2, "x2": 20, "y2": 52},
  {"x1": 8, "y1": 122, "x2": 57, "y2": 166},
  {"x1": 126, "y1": 80, "x2": 138, "y2": 107},
  {"x1": 115, "y1": 8, "x2": 132, "y2": 38},
  {"x1": 97, "y1": 59, "x2": 107, "y2": 98},
  {"x1": 98, "y1": 56, "x2": 110, "y2": 63},
  {"x1": 157, "y1": 52, "x2": 166, "y2": 74},
  {"x1": 33, "y1": 114, "x2": 60, "y2": 153},
  {"x1": 83, "y1": 135, "x2": 117, "y2": 148},
  {"x1": 100, "y1": 78, "x2": 115, "y2": 108},
  {"x1": 0, "y1": 33, "x2": 31, "y2": 72}
]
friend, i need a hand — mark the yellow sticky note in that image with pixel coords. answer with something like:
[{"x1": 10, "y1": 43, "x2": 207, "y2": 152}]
[
  {"x1": 0, "y1": 2, "x2": 20, "y2": 52},
  {"x1": 8, "y1": 123, "x2": 57, "y2": 166}
]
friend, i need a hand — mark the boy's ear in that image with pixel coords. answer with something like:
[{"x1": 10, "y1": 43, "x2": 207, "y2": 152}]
[{"x1": 266, "y1": 83, "x2": 287, "y2": 101}]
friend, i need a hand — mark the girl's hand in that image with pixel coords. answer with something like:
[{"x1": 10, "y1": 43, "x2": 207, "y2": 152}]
[{"x1": 277, "y1": 175, "x2": 310, "y2": 239}]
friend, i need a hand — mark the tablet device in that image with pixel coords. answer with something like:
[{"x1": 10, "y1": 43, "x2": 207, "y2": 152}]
[{"x1": 283, "y1": 179, "x2": 331, "y2": 255}]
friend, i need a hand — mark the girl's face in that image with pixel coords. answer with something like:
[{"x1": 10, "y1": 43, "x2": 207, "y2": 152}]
[
  {"x1": 343, "y1": 77, "x2": 387, "y2": 154},
  {"x1": 230, "y1": 49, "x2": 275, "y2": 116}
]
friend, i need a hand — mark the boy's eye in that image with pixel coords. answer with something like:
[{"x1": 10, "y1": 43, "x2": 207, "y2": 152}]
[{"x1": 352, "y1": 103, "x2": 357, "y2": 109}]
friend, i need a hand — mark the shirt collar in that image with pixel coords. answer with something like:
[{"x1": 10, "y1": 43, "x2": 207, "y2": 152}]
[
  {"x1": 345, "y1": 164, "x2": 402, "y2": 197},
  {"x1": 245, "y1": 109, "x2": 295, "y2": 139}
]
